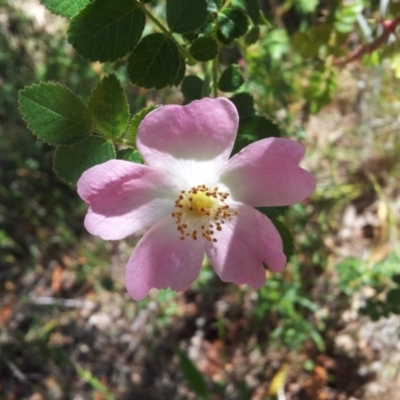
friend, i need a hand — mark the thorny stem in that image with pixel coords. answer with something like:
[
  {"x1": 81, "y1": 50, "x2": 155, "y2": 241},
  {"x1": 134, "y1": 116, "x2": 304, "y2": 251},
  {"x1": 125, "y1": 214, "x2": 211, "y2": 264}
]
[
  {"x1": 134, "y1": 0, "x2": 192, "y2": 60},
  {"x1": 333, "y1": 15, "x2": 400, "y2": 66}
]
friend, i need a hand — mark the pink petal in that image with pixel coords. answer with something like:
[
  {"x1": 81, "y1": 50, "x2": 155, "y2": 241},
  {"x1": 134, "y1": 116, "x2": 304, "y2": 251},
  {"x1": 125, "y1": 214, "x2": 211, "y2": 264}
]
[
  {"x1": 125, "y1": 217, "x2": 204, "y2": 300},
  {"x1": 77, "y1": 160, "x2": 177, "y2": 240},
  {"x1": 137, "y1": 98, "x2": 238, "y2": 174},
  {"x1": 204, "y1": 204, "x2": 286, "y2": 288},
  {"x1": 220, "y1": 138, "x2": 316, "y2": 207}
]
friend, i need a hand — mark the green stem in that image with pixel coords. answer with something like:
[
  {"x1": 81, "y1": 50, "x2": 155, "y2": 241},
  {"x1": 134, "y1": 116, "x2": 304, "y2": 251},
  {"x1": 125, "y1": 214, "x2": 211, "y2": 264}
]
[
  {"x1": 220, "y1": 0, "x2": 233, "y2": 12},
  {"x1": 212, "y1": 57, "x2": 219, "y2": 97},
  {"x1": 92, "y1": 129, "x2": 136, "y2": 148},
  {"x1": 135, "y1": 0, "x2": 192, "y2": 60}
]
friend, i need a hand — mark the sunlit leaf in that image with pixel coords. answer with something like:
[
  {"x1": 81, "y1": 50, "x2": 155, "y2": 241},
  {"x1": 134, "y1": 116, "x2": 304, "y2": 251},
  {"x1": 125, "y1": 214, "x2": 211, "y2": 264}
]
[
  {"x1": 68, "y1": 0, "x2": 145, "y2": 62},
  {"x1": 88, "y1": 74, "x2": 129, "y2": 138},
  {"x1": 19, "y1": 82, "x2": 92, "y2": 146},
  {"x1": 40, "y1": 0, "x2": 91, "y2": 18}
]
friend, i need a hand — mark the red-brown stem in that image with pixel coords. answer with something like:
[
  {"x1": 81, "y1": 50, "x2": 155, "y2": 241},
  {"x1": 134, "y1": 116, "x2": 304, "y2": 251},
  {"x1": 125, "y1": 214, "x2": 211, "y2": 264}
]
[{"x1": 333, "y1": 15, "x2": 400, "y2": 66}]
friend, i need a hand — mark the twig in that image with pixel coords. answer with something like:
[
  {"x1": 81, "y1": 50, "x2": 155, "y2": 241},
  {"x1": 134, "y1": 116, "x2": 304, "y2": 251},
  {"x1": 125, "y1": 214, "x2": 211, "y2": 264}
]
[
  {"x1": 29, "y1": 296, "x2": 96, "y2": 309},
  {"x1": 333, "y1": 15, "x2": 400, "y2": 66}
]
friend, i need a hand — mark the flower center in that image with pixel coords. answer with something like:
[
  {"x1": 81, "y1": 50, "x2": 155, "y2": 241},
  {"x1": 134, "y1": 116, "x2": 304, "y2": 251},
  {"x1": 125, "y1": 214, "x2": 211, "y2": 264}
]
[{"x1": 171, "y1": 185, "x2": 237, "y2": 242}]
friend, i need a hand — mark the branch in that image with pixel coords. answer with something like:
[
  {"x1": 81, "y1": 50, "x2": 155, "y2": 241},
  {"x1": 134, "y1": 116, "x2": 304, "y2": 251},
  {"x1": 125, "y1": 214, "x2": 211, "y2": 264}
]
[{"x1": 333, "y1": 16, "x2": 400, "y2": 66}]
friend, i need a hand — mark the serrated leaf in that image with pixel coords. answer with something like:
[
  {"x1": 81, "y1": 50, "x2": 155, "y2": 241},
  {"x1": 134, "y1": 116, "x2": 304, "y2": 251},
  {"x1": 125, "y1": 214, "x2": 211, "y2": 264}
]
[
  {"x1": 126, "y1": 105, "x2": 159, "y2": 141},
  {"x1": 178, "y1": 349, "x2": 210, "y2": 399},
  {"x1": 54, "y1": 136, "x2": 115, "y2": 184},
  {"x1": 68, "y1": 0, "x2": 145, "y2": 62},
  {"x1": 218, "y1": 64, "x2": 244, "y2": 92},
  {"x1": 229, "y1": 92, "x2": 255, "y2": 119},
  {"x1": 127, "y1": 33, "x2": 181, "y2": 89},
  {"x1": 271, "y1": 219, "x2": 294, "y2": 260},
  {"x1": 167, "y1": 0, "x2": 209, "y2": 34},
  {"x1": 88, "y1": 74, "x2": 129, "y2": 138},
  {"x1": 238, "y1": 115, "x2": 281, "y2": 139},
  {"x1": 181, "y1": 76, "x2": 204, "y2": 104},
  {"x1": 232, "y1": 115, "x2": 281, "y2": 154},
  {"x1": 232, "y1": 0, "x2": 260, "y2": 25},
  {"x1": 40, "y1": 0, "x2": 91, "y2": 18},
  {"x1": 189, "y1": 37, "x2": 219, "y2": 61},
  {"x1": 175, "y1": 52, "x2": 186, "y2": 86},
  {"x1": 217, "y1": 8, "x2": 249, "y2": 43},
  {"x1": 19, "y1": 82, "x2": 92, "y2": 146},
  {"x1": 116, "y1": 148, "x2": 143, "y2": 163}
]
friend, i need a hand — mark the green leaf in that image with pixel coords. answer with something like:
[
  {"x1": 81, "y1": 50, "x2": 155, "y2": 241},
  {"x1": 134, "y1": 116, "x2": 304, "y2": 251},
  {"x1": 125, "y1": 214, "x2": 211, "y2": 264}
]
[
  {"x1": 40, "y1": 0, "x2": 91, "y2": 18},
  {"x1": 387, "y1": 289, "x2": 400, "y2": 305},
  {"x1": 67, "y1": 0, "x2": 145, "y2": 62},
  {"x1": 206, "y1": 0, "x2": 221, "y2": 12},
  {"x1": 178, "y1": 349, "x2": 210, "y2": 400},
  {"x1": 181, "y1": 76, "x2": 204, "y2": 104},
  {"x1": 256, "y1": 206, "x2": 288, "y2": 219},
  {"x1": 238, "y1": 115, "x2": 281, "y2": 139},
  {"x1": 229, "y1": 92, "x2": 255, "y2": 119},
  {"x1": 392, "y1": 274, "x2": 400, "y2": 286},
  {"x1": 217, "y1": 8, "x2": 249, "y2": 44},
  {"x1": 218, "y1": 64, "x2": 244, "y2": 92},
  {"x1": 245, "y1": 26, "x2": 260, "y2": 45},
  {"x1": 189, "y1": 37, "x2": 219, "y2": 61},
  {"x1": 127, "y1": 33, "x2": 181, "y2": 89},
  {"x1": 295, "y1": 0, "x2": 318, "y2": 14},
  {"x1": 291, "y1": 25, "x2": 331, "y2": 59},
  {"x1": 88, "y1": 74, "x2": 129, "y2": 138},
  {"x1": 174, "y1": 53, "x2": 187, "y2": 86},
  {"x1": 334, "y1": 0, "x2": 363, "y2": 33},
  {"x1": 54, "y1": 136, "x2": 115, "y2": 184},
  {"x1": 271, "y1": 219, "x2": 294, "y2": 260},
  {"x1": 126, "y1": 105, "x2": 159, "y2": 141},
  {"x1": 167, "y1": 0, "x2": 209, "y2": 33},
  {"x1": 18, "y1": 82, "x2": 92, "y2": 146},
  {"x1": 232, "y1": 0, "x2": 260, "y2": 25},
  {"x1": 116, "y1": 148, "x2": 143, "y2": 163},
  {"x1": 232, "y1": 115, "x2": 281, "y2": 154},
  {"x1": 389, "y1": 1, "x2": 400, "y2": 15}
]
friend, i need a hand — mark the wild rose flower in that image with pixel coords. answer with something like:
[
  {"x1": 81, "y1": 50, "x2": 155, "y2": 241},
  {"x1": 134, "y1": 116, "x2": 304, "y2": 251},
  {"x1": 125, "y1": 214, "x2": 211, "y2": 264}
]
[{"x1": 77, "y1": 98, "x2": 315, "y2": 300}]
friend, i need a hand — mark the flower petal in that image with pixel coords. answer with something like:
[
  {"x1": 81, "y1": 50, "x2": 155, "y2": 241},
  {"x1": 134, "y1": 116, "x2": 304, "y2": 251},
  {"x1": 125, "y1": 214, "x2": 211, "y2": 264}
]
[
  {"x1": 137, "y1": 98, "x2": 239, "y2": 182},
  {"x1": 125, "y1": 217, "x2": 204, "y2": 300},
  {"x1": 204, "y1": 204, "x2": 286, "y2": 288},
  {"x1": 77, "y1": 160, "x2": 177, "y2": 240},
  {"x1": 220, "y1": 138, "x2": 316, "y2": 207}
]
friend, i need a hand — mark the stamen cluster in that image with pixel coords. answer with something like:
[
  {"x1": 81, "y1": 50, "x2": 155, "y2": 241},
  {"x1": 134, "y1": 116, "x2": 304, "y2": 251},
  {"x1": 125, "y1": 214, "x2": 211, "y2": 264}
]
[{"x1": 171, "y1": 185, "x2": 237, "y2": 242}]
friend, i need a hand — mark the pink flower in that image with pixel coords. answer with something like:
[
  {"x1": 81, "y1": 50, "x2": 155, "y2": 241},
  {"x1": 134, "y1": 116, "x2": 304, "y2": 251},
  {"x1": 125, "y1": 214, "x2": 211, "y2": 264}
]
[{"x1": 77, "y1": 98, "x2": 315, "y2": 300}]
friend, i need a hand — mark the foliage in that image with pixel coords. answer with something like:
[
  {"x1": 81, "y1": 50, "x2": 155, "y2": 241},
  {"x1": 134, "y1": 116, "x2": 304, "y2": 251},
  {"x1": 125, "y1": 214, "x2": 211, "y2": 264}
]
[{"x1": 3, "y1": 0, "x2": 400, "y2": 397}]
